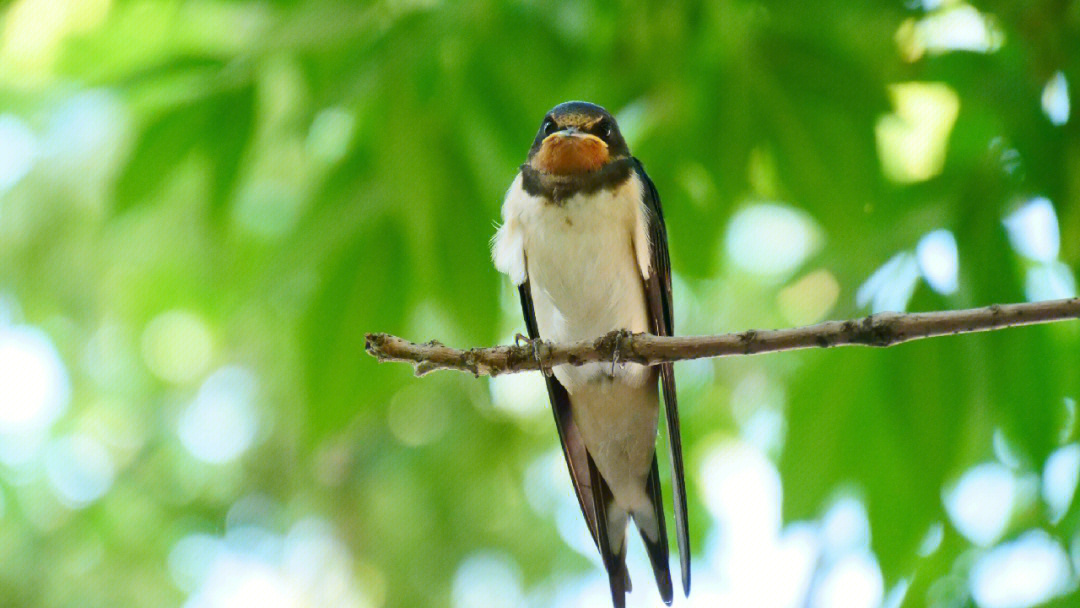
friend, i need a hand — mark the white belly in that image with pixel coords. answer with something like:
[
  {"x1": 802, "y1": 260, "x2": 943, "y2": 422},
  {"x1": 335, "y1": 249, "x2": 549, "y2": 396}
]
[
  {"x1": 525, "y1": 195, "x2": 650, "y2": 365},
  {"x1": 497, "y1": 175, "x2": 659, "y2": 511}
]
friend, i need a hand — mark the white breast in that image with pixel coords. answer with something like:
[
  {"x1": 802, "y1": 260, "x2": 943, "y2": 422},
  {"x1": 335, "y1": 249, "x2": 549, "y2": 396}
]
[{"x1": 492, "y1": 173, "x2": 654, "y2": 389}]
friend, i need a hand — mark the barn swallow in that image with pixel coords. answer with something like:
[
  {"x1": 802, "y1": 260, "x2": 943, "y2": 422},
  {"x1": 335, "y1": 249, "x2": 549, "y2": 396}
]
[{"x1": 492, "y1": 101, "x2": 689, "y2": 607}]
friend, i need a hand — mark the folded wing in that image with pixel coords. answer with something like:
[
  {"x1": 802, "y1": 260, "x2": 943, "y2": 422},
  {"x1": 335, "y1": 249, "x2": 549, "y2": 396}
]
[{"x1": 634, "y1": 159, "x2": 691, "y2": 596}]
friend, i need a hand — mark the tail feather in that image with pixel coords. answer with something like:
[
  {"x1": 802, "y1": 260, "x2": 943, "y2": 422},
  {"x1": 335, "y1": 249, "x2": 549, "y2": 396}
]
[
  {"x1": 588, "y1": 453, "x2": 628, "y2": 608},
  {"x1": 659, "y1": 363, "x2": 691, "y2": 596},
  {"x1": 634, "y1": 456, "x2": 674, "y2": 605}
]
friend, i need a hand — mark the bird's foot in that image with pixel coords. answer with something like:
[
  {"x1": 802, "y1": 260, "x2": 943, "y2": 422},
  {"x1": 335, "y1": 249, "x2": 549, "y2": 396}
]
[
  {"x1": 515, "y1": 333, "x2": 553, "y2": 377},
  {"x1": 610, "y1": 329, "x2": 632, "y2": 376}
]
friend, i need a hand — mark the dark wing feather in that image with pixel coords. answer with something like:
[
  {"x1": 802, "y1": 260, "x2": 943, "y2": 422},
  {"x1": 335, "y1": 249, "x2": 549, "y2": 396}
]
[
  {"x1": 518, "y1": 281, "x2": 599, "y2": 546},
  {"x1": 640, "y1": 456, "x2": 674, "y2": 604},
  {"x1": 634, "y1": 158, "x2": 691, "y2": 596},
  {"x1": 588, "y1": 452, "x2": 627, "y2": 608}
]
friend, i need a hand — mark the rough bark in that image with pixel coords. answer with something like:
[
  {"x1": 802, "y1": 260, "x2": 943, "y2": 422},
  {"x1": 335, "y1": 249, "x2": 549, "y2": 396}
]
[{"x1": 364, "y1": 298, "x2": 1080, "y2": 377}]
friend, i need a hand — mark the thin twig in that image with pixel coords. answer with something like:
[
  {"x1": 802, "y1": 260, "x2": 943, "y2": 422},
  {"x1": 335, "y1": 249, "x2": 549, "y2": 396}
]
[{"x1": 364, "y1": 298, "x2": 1080, "y2": 377}]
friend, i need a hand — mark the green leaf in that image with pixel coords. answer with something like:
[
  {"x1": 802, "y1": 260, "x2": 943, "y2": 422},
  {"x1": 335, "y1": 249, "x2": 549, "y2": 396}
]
[
  {"x1": 303, "y1": 216, "x2": 412, "y2": 440},
  {"x1": 115, "y1": 84, "x2": 254, "y2": 215},
  {"x1": 782, "y1": 336, "x2": 973, "y2": 579}
]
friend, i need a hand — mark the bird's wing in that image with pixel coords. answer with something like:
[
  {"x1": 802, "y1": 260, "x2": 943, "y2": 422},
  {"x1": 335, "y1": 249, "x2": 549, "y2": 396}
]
[
  {"x1": 634, "y1": 158, "x2": 691, "y2": 596},
  {"x1": 517, "y1": 280, "x2": 601, "y2": 549},
  {"x1": 639, "y1": 455, "x2": 673, "y2": 604},
  {"x1": 588, "y1": 451, "x2": 629, "y2": 608}
]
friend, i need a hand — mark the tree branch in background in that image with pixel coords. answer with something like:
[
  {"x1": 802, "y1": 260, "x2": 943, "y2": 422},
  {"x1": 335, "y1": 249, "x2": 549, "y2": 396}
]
[{"x1": 365, "y1": 298, "x2": 1080, "y2": 377}]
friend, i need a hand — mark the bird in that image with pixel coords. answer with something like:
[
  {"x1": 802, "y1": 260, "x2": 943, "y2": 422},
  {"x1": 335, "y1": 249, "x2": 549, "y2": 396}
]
[{"x1": 491, "y1": 101, "x2": 689, "y2": 607}]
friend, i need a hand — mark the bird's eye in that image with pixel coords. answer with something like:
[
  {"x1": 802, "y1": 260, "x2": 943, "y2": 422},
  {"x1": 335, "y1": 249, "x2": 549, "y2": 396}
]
[
  {"x1": 542, "y1": 118, "x2": 558, "y2": 136},
  {"x1": 597, "y1": 119, "x2": 613, "y2": 139}
]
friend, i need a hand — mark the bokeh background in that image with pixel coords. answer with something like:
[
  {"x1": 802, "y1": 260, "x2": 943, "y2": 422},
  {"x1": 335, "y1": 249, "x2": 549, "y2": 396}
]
[{"x1": 0, "y1": 1, "x2": 1078, "y2": 607}]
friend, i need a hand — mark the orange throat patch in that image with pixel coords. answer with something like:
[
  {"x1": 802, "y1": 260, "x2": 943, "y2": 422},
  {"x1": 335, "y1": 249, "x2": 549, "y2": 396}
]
[{"x1": 532, "y1": 133, "x2": 610, "y2": 175}]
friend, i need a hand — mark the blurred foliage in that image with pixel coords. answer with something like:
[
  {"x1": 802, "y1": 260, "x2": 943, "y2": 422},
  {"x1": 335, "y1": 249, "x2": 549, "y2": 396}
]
[{"x1": 0, "y1": 0, "x2": 1078, "y2": 607}]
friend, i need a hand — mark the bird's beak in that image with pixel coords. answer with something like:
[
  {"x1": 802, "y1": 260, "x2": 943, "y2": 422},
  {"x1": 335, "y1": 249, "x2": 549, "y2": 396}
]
[{"x1": 542, "y1": 126, "x2": 589, "y2": 145}]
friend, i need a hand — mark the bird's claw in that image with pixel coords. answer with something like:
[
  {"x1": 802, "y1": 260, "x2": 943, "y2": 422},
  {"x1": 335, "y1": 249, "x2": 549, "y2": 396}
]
[
  {"x1": 515, "y1": 333, "x2": 553, "y2": 377},
  {"x1": 610, "y1": 329, "x2": 631, "y2": 376}
]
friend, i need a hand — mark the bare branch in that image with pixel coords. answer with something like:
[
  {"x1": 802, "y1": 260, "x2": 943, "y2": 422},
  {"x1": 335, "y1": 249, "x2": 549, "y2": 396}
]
[{"x1": 364, "y1": 298, "x2": 1080, "y2": 377}]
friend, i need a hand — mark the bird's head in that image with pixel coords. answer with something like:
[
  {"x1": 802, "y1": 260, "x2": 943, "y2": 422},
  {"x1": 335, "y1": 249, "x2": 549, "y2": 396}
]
[{"x1": 527, "y1": 101, "x2": 630, "y2": 175}]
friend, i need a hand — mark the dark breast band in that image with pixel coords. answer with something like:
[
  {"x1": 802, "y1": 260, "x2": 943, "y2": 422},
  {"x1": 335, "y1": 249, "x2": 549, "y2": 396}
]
[{"x1": 520, "y1": 158, "x2": 635, "y2": 204}]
